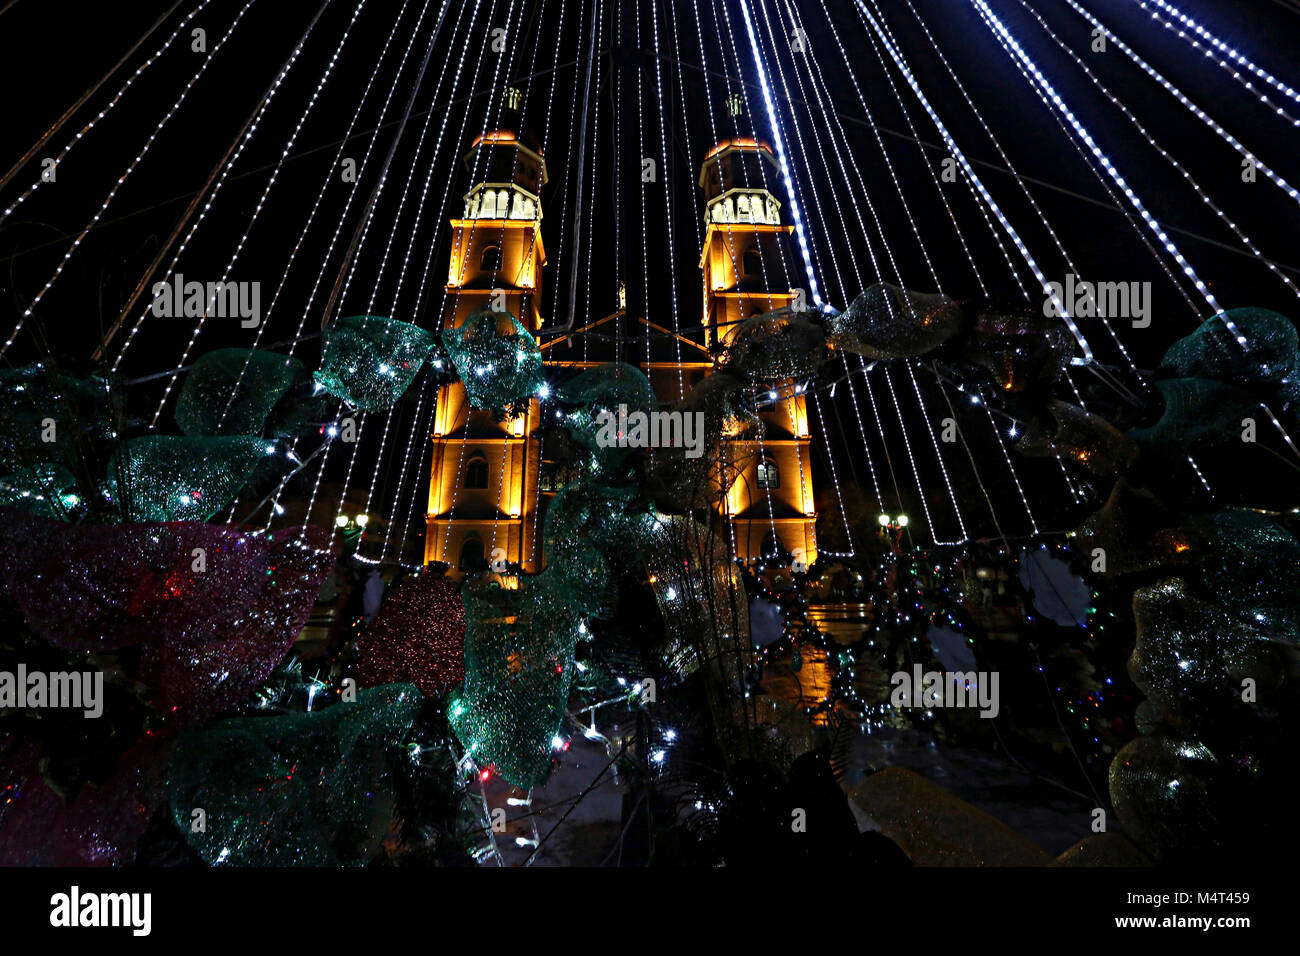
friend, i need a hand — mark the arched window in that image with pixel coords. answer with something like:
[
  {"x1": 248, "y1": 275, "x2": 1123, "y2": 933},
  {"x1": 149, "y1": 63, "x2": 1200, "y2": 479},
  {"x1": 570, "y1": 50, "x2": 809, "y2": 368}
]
[
  {"x1": 458, "y1": 536, "x2": 486, "y2": 572},
  {"x1": 736, "y1": 195, "x2": 751, "y2": 222},
  {"x1": 480, "y1": 244, "x2": 502, "y2": 273},
  {"x1": 465, "y1": 453, "x2": 490, "y2": 489},
  {"x1": 480, "y1": 189, "x2": 496, "y2": 218},
  {"x1": 742, "y1": 247, "x2": 762, "y2": 278},
  {"x1": 496, "y1": 190, "x2": 510, "y2": 218},
  {"x1": 756, "y1": 457, "x2": 779, "y2": 489}
]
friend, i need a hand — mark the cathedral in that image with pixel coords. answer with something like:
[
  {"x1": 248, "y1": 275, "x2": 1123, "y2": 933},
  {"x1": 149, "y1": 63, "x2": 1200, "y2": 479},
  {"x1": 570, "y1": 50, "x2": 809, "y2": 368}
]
[{"x1": 424, "y1": 123, "x2": 817, "y2": 576}]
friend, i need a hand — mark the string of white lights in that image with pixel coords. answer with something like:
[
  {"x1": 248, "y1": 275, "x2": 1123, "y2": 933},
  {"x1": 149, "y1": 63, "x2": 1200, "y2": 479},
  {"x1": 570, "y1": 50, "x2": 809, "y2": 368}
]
[
  {"x1": 334, "y1": 5, "x2": 454, "y2": 323},
  {"x1": 853, "y1": 0, "x2": 1034, "y2": 304},
  {"x1": 977, "y1": 0, "x2": 1262, "y2": 518},
  {"x1": 900, "y1": 0, "x2": 1147, "y2": 382},
  {"x1": 389, "y1": 0, "x2": 540, "y2": 567},
  {"x1": 762, "y1": 0, "x2": 953, "y2": 547},
  {"x1": 856, "y1": 1, "x2": 986, "y2": 296},
  {"x1": 283, "y1": 0, "x2": 439, "y2": 364},
  {"x1": 851, "y1": 0, "x2": 1096, "y2": 365},
  {"x1": 807, "y1": 386, "x2": 855, "y2": 555},
  {"x1": 297, "y1": 406, "x2": 348, "y2": 540},
  {"x1": 1062, "y1": 1, "x2": 1300, "y2": 213},
  {"x1": 1014, "y1": 0, "x2": 1300, "y2": 305},
  {"x1": 753, "y1": 0, "x2": 859, "y2": 300},
  {"x1": 757, "y1": 0, "x2": 892, "y2": 556},
  {"x1": 1134, "y1": 0, "x2": 1300, "y2": 115},
  {"x1": 150, "y1": 1, "x2": 373, "y2": 432},
  {"x1": 480, "y1": 0, "x2": 528, "y2": 559},
  {"x1": 119, "y1": 3, "x2": 345, "y2": 417},
  {"x1": 283, "y1": 0, "x2": 441, "y2": 546},
  {"x1": 850, "y1": 1, "x2": 1024, "y2": 538},
  {"x1": 792, "y1": 0, "x2": 910, "y2": 516},
  {"x1": 860, "y1": 366, "x2": 909, "y2": 526},
  {"x1": 683, "y1": 0, "x2": 741, "y2": 560},
  {"x1": 649, "y1": 0, "x2": 687, "y2": 401},
  {"x1": 526, "y1": 0, "x2": 584, "y2": 567},
  {"x1": 219, "y1": 0, "x2": 417, "y2": 423},
  {"x1": 744, "y1": 0, "x2": 852, "y2": 559},
  {"x1": 781, "y1": 0, "x2": 981, "y2": 543},
  {"x1": 736, "y1": 0, "x2": 822, "y2": 307},
  {"x1": 117, "y1": 3, "x2": 345, "y2": 380},
  {"x1": 233, "y1": 1, "x2": 426, "y2": 532},
  {"x1": 285, "y1": 0, "x2": 450, "y2": 551},
  {"x1": 871, "y1": 1, "x2": 1138, "y2": 514},
  {"x1": 362, "y1": 3, "x2": 456, "y2": 319},
  {"x1": 5, "y1": 0, "x2": 258, "y2": 361},
  {"x1": 581, "y1": 4, "x2": 605, "y2": 368},
  {"x1": 0, "y1": 0, "x2": 214, "y2": 228},
  {"x1": 352, "y1": 0, "x2": 467, "y2": 531},
  {"x1": 856, "y1": 0, "x2": 1070, "y2": 528},
  {"x1": 973, "y1": 0, "x2": 1225, "y2": 334}
]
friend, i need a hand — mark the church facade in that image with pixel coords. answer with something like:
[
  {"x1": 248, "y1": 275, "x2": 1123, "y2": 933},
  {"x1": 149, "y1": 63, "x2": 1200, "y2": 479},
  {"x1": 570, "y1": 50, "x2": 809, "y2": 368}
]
[{"x1": 424, "y1": 127, "x2": 817, "y2": 575}]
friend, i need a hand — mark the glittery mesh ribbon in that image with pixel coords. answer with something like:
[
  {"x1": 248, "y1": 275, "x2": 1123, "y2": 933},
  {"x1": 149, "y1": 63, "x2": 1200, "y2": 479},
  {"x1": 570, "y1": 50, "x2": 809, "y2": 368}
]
[
  {"x1": 964, "y1": 311, "x2": 1075, "y2": 392},
  {"x1": 315, "y1": 315, "x2": 436, "y2": 411},
  {"x1": 719, "y1": 309, "x2": 828, "y2": 383},
  {"x1": 0, "y1": 364, "x2": 116, "y2": 476},
  {"x1": 0, "y1": 463, "x2": 77, "y2": 518},
  {"x1": 175, "y1": 348, "x2": 306, "y2": 436},
  {"x1": 166, "y1": 684, "x2": 422, "y2": 866},
  {"x1": 557, "y1": 362, "x2": 658, "y2": 477},
  {"x1": 0, "y1": 738, "x2": 163, "y2": 866},
  {"x1": 1162, "y1": 307, "x2": 1299, "y2": 392},
  {"x1": 358, "y1": 567, "x2": 466, "y2": 697},
  {"x1": 448, "y1": 574, "x2": 583, "y2": 789},
  {"x1": 827, "y1": 283, "x2": 962, "y2": 360},
  {"x1": 1128, "y1": 378, "x2": 1258, "y2": 448},
  {"x1": 0, "y1": 512, "x2": 336, "y2": 725},
  {"x1": 643, "y1": 515, "x2": 751, "y2": 683},
  {"x1": 441, "y1": 307, "x2": 543, "y2": 410},
  {"x1": 105, "y1": 434, "x2": 274, "y2": 523},
  {"x1": 1014, "y1": 400, "x2": 1139, "y2": 475}
]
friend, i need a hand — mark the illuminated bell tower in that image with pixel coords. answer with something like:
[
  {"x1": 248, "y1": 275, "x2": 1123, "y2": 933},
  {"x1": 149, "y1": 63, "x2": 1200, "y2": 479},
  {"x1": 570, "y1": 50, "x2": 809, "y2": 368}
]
[
  {"x1": 425, "y1": 127, "x2": 547, "y2": 576},
  {"x1": 699, "y1": 137, "x2": 817, "y2": 565}
]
